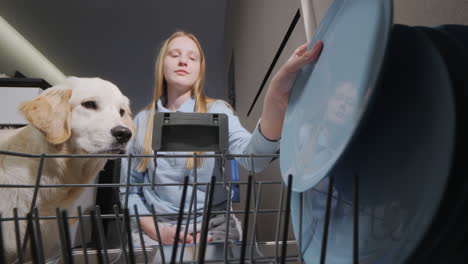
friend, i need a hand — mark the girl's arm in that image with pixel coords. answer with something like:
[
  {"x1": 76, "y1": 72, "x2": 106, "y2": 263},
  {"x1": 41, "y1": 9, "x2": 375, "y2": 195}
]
[{"x1": 260, "y1": 41, "x2": 323, "y2": 140}]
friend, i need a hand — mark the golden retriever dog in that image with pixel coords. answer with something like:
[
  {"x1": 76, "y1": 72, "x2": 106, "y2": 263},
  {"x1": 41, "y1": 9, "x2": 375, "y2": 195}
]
[{"x1": 0, "y1": 77, "x2": 135, "y2": 262}]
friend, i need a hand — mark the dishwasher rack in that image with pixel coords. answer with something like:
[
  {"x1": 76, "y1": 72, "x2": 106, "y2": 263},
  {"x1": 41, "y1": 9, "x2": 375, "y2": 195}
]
[{"x1": 0, "y1": 151, "x2": 336, "y2": 264}]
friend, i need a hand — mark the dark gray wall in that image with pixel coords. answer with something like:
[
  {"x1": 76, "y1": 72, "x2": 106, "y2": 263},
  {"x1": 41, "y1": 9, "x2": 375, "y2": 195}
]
[
  {"x1": 224, "y1": 0, "x2": 307, "y2": 241},
  {"x1": 0, "y1": 0, "x2": 227, "y2": 112}
]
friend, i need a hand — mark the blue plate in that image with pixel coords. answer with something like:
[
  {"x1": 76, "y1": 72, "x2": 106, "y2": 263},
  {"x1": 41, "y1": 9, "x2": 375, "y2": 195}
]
[{"x1": 280, "y1": 0, "x2": 392, "y2": 192}]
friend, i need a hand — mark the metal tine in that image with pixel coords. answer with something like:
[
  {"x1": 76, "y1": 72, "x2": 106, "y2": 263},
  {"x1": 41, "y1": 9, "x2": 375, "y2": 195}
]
[
  {"x1": 280, "y1": 175, "x2": 293, "y2": 264},
  {"x1": 133, "y1": 205, "x2": 149, "y2": 263},
  {"x1": 62, "y1": 211, "x2": 74, "y2": 264},
  {"x1": 124, "y1": 154, "x2": 133, "y2": 210},
  {"x1": 150, "y1": 205, "x2": 165, "y2": 264},
  {"x1": 13, "y1": 208, "x2": 24, "y2": 264},
  {"x1": 220, "y1": 154, "x2": 230, "y2": 262},
  {"x1": 113, "y1": 205, "x2": 129, "y2": 264},
  {"x1": 89, "y1": 209, "x2": 103, "y2": 264},
  {"x1": 201, "y1": 181, "x2": 211, "y2": 223},
  {"x1": 57, "y1": 210, "x2": 74, "y2": 264},
  {"x1": 250, "y1": 182, "x2": 263, "y2": 262},
  {"x1": 249, "y1": 154, "x2": 260, "y2": 247},
  {"x1": 95, "y1": 206, "x2": 110, "y2": 264},
  {"x1": 353, "y1": 173, "x2": 360, "y2": 264},
  {"x1": 123, "y1": 208, "x2": 136, "y2": 264},
  {"x1": 320, "y1": 175, "x2": 335, "y2": 264},
  {"x1": 77, "y1": 206, "x2": 89, "y2": 264},
  {"x1": 170, "y1": 175, "x2": 189, "y2": 264},
  {"x1": 192, "y1": 154, "x2": 198, "y2": 252},
  {"x1": 56, "y1": 208, "x2": 70, "y2": 264},
  {"x1": 189, "y1": 182, "x2": 210, "y2": 262},
  {"x1": 275, "y1": 184, "x2": 285, "y2": 261},
  {"x1": 180, "y1": 183, "x2": 199, "y2": 264},
  {"x1": 197, "y1": 182, "x2": 210, "y2": 259},
  {"x1": 240, "y1": 175, "x2": 253, "y2": 264},
  {"x1": 299, "y1": 192, "x2": 304, "y2": 264},
  {"x1": 180, "y1": 182, "x2": 200, "y2": 263},
  {"x1": 0, "y1": 214, "x2": 6, "y2": 264},
  {"x1": 22, "y1": 155, "x2": 46, "y2": 252},
  {"x1": 200, "y1": 181, "x2": 211, "y2": 225},
  {"x1": 151, "y1": 154, "x2": 157, "y2": 190},
  {"x1": 198, "y1": 176, "x2": 217, "y2": 263},
  {"x1": 32, "y1": 208, "x2": 45, "y2": 263},
  {"x1": 26, "y1": 213, "x2": 40, "y2": 264},
  {"x1": 223, "y1": 182, "x2": 233, "y2": 263}
]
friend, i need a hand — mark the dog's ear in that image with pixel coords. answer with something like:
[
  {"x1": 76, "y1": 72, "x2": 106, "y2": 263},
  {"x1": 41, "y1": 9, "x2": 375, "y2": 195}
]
[{"x1": 19, "y1": 88, "x2": 72, "y2": 144}]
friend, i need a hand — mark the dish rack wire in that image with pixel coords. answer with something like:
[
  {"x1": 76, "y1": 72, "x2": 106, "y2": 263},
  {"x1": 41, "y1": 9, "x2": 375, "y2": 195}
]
[{"x1": 0, "y1": 150, "x2": 350, "y2": 264}]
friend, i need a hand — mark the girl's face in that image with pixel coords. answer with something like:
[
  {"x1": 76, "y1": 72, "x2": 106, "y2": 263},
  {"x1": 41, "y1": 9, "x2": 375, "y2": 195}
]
[
  {"x1": 325, "y1": 82, "x2": 357, "y2": 125},
  {"x1": 163, "y1": 36, "x2": 201, "y2": 93}
]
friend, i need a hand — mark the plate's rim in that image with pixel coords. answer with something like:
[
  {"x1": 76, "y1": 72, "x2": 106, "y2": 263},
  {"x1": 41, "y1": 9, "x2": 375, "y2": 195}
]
[{"x1": 279, "y1": 0, "x2": 394, "y2": 192}]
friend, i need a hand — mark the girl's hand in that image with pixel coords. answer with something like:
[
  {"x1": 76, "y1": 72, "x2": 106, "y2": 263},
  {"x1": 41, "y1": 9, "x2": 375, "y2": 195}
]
[
  {"x1": 140, "y1": 217, "x2": 213, "y2": 244},
  {"x1": 157, "y1": 225, "x2": 194, "y2": 245},
  {"x1": 140, "y1": 216, "x2": 193, "y2": 244},
  {"x1": 271, "y1": 40, "x2": 324, "y2": 98},
  {"x1": 283, "y1": 40, "x2": 323, "y2": 75},
  {"x1": 154, "y1": 227, "x2": 213, "y2": 244},
  {"x1": 260, "y1": 40, "x2": 323, "y2": 141}
]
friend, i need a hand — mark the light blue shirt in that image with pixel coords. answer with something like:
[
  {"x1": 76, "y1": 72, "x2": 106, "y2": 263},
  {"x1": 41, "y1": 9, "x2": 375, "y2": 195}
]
[{"x1": 120, "y1": 97, "x2": 279, "y2": 224}]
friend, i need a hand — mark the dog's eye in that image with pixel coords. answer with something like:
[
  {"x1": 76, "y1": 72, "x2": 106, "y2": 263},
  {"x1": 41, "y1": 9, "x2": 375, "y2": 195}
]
[
  {"x1": 82, "y1": 101, "x2": 97, "y2": 110},
  {"x1": 120, "y1": 109, "x2": 125, "y2": 117}
]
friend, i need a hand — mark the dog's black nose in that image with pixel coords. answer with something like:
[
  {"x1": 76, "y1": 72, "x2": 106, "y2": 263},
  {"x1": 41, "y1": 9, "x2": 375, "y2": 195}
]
[{"x1": 111, "y1": 126, "x2": 132, "y2": 144}]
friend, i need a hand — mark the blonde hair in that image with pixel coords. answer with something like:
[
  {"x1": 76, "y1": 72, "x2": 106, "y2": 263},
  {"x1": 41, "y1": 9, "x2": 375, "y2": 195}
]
[{"x1": 137, "y1": 31, "x2": 214, "y2": 171}]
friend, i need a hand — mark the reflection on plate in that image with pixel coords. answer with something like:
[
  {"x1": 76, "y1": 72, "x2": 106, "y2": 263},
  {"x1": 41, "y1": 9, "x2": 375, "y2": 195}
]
[{"x1": 279, "y1": 0, "x2": 392, "y2": 192}]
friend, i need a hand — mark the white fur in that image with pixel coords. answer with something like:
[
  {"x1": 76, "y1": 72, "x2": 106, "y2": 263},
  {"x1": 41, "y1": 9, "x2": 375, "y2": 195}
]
[{"x1": 0, "y1": 77, "x2": 135, "y2": 262}]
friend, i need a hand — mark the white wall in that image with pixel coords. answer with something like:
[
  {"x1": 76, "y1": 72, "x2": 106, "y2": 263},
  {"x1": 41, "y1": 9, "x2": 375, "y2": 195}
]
[{"x1": 0, "y1": 87, "x2": 42, "y2": 125}]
